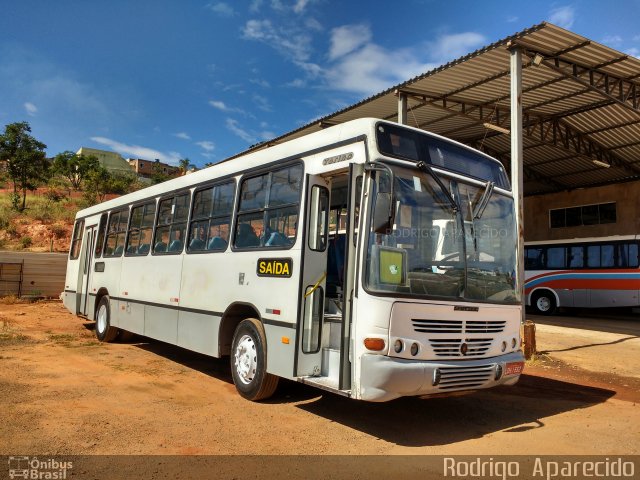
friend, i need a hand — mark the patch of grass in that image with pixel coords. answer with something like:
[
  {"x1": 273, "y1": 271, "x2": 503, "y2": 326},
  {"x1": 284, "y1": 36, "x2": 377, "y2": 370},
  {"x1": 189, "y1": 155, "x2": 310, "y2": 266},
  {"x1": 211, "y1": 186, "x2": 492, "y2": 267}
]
[
  {"x1": 19, "y1": 236, "x2": 32, "y2": 249},
  {"x1": 0, "y1": 295, "x2": 23, "y2": 305},
  {"x1": 0, "y1": 318, "x2": 31, "y2": 345}
]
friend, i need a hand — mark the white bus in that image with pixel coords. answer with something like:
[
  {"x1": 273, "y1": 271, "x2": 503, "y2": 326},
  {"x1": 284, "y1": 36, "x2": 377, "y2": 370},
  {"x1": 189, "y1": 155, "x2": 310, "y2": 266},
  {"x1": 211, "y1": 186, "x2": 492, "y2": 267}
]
[
  {"x1": 63, "y1": 118, "x2": 524, "y2": 402},
  {"x1": 525, "y1": 236, "x2": 640, "y2": 315}
]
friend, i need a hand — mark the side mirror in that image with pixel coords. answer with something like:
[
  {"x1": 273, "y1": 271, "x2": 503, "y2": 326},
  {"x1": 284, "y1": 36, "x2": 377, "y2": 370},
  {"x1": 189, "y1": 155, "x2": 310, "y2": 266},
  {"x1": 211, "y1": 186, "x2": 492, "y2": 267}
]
[{"x1": 372, "y1": 192, "x2": 394, "y2": 234}]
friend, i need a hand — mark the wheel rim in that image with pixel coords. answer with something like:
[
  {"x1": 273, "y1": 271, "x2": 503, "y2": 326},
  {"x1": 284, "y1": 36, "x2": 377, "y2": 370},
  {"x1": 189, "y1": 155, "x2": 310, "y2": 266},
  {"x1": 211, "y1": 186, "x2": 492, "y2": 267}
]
[
  {"x1": 234, "y1": 334, "x2": 257, "y2": 385},
  {"x1": 97, "y1": 303, "x2": 107, "y2": 334},
  {"x1": 536, "y1": 296, "x2": 551, "y2": 312}
]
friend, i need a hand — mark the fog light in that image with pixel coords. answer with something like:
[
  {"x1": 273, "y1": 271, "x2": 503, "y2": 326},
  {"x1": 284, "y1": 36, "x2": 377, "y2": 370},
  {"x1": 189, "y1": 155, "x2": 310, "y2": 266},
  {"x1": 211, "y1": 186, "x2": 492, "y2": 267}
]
[
  {"x1": 432, "y1": 368, "x2": 441, "y2": 386},
  {"x1": 495, "y1": 364, "x2": 503, "y2": 380},
  {"x1": 410, "y1": 342, "x2": 419, "y2": 356},
  {"x1": 501, "y1": 341, "x2": 507, "y2": 352},
  {"x1": 511, "y1": 338, "x2": 517, "y2": 349},
  {"x1": 394, "y1": 339, "x2": 403, "y2": 353}
]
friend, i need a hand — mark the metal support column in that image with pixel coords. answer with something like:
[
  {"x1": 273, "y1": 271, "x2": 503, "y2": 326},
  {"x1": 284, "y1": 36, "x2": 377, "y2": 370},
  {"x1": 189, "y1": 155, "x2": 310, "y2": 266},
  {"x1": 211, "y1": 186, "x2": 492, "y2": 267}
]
[
  {"x1": 398, "y1": 92, "x2": 408, "y2": 125},
  {"x1": 510, "y1": 45, "x2": 525, "y2": 324}
]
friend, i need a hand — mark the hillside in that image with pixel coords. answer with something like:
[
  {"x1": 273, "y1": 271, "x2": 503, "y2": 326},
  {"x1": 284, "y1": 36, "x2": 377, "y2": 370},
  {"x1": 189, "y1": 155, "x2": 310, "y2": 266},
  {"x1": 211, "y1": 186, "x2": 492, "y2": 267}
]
[{"x1": 0, "y1": 189, "x2": 85, "y2": 253}]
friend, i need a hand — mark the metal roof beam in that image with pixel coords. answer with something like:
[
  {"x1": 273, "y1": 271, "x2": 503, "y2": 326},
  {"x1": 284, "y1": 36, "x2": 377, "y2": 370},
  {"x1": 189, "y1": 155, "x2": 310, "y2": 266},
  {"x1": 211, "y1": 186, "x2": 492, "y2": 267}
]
[
  {"x1": 400, "y1": 90, "x2": 640, "y2": 177},
  {"x1": 514, "y1": 42, "x2": 640, "y2": 114}
]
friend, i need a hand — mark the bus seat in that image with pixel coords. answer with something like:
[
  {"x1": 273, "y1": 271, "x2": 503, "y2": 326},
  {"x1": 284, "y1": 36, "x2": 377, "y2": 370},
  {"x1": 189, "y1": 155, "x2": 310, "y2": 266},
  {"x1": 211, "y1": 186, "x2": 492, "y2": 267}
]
[
  {"x1": 326, "y1": 235, "x2": 346, "y2": 296},
  {"x1": 189, "y1": 238, "x2": 206, "y2": 251},
  {"x1": 208, "y1": 237, "x2": 227, "y2": 250},
  {"x1": 264, "y1": 231, "x2": 288, "y2": 247},
  {"x1": 169, "y1": 239, "x2": 183, "y2": 252},
  {"x1": 126, "y1": 245, "x2": 137, "y2": 254},
  {"x1": 137, "y1": 243, "x2": 150, "y2": 255},
  {"x1": 154, "y1": 241, "x2": 167, "y2": 253},
  {"x1": 114, "y1": 245, "x2": 124, "y2": 256}
]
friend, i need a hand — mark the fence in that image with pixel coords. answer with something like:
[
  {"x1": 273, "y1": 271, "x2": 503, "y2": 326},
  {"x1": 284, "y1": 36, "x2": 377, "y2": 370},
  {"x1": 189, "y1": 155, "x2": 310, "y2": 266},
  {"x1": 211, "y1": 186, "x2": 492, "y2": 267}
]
[{"x1": 0, "y1": 251, "x2": 67, "y2": 298}]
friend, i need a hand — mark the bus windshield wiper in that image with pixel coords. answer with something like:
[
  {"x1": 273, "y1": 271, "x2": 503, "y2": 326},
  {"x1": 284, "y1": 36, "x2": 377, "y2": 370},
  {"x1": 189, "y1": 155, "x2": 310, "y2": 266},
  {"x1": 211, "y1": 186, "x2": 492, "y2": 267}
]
[
  {"x1": 416, "y1": 161, "x2": 458, "y2": 212},
  {"x1": 472, "y1": 180, "x2": 495, "y2": 220}
]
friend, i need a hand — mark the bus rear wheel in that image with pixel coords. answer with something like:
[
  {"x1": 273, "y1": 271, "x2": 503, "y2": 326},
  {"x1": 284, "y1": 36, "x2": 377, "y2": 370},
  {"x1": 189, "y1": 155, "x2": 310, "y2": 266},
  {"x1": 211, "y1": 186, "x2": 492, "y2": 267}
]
[
  {"x1": 231, "y1": 318, "x2": 279, "y2": 401},
  {"x1": 532, "y1": 291, "x2": 556, "y2": 315},
  {"x1": 95, "y1": 296, "x2": 119, "y2": 342}
]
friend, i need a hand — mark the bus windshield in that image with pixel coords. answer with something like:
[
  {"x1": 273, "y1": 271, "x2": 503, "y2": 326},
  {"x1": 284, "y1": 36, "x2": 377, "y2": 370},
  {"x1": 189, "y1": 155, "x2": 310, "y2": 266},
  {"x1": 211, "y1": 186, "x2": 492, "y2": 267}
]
[{"x1": 365, "y1": 164, "x2": 519, "y2": 303}]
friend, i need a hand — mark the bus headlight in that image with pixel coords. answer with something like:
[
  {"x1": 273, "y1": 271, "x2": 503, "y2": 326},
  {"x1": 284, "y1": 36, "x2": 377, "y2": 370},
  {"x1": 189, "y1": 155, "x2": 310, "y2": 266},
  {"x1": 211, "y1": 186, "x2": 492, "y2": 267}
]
[
  {"x1": 512, "y1": 338, "x2": 517, "y2": 349},
  {"x1": 410, "y1": 343, "x2": 419, "y2": 356},
  {"x1": 393, "y1": 339, "x2": 403, "y2": 353},
  {"x1": 495, "y1": 364, "x2": 503, "y2": 380},
  {"x1": 501, "y1": 341, "x2": 507, "y2": 352}
]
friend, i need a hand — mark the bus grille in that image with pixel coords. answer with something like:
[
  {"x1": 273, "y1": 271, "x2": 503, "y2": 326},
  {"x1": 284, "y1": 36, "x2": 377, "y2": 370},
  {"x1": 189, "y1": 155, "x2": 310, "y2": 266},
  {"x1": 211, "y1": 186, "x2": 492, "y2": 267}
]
[
  {"x1": 428, "y1": 338, "x2": 493, "y2": 357},
  {"x1": 412, "y1": 319, "x2": 506, "y2": 334},
  {"x1": 437, "y1": 365, "x2": 495, "y2": 390}
]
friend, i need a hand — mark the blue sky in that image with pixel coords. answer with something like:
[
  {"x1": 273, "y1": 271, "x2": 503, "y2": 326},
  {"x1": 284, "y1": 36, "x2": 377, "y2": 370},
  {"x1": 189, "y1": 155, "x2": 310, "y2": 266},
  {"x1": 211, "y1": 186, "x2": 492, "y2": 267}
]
[{"x1": 0, "y1": 0, "x2": 638, "y2": 167}]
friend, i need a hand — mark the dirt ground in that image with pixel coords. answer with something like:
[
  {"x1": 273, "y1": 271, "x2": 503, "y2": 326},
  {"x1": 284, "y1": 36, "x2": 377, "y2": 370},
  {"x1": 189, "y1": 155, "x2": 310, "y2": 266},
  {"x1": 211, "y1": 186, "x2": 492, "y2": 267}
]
[{"x1": 0, "y1": 301, "x2": 638, "y2": 456}]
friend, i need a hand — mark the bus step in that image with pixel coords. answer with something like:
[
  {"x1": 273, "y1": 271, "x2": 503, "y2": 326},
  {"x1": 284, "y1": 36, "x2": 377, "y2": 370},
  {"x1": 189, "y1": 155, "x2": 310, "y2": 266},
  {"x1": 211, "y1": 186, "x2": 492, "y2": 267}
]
[{"x1": 298, "y1": 376, "x2": 351, "y2": 397}]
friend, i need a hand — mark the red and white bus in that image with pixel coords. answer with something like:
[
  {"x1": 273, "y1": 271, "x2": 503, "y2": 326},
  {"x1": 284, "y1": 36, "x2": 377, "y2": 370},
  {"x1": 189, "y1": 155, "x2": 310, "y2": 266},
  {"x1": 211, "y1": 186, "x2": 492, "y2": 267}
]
[{"x1": 524, "y1": 236, "x2": 640, "y2": 314}]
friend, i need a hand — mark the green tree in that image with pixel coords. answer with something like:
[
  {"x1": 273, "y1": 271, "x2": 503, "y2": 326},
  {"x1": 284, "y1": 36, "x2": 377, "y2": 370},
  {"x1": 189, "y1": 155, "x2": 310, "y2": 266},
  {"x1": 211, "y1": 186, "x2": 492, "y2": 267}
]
[
  {"x1": 83, "y1": 167, "x2": 140, "y2": 206},
  {"x1": 0, "y1": 122, "x2": 49, "y2": 211},
  {"x1": 178, "y1": 157, "x2": 191, "y2": 175},
  {"x1": 52, "y1": 151, "x2": 100, "y2": 191},
  {"x1": 150, "y1": 161, "x2": 170, "y2": 184}
]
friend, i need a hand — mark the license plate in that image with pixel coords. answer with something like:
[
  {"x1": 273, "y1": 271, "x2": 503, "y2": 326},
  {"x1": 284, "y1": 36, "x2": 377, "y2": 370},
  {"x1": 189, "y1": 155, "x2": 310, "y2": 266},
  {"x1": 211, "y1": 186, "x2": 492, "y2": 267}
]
[{"x1": 505, "y1": 361, "x2": 524, "y2": 376}]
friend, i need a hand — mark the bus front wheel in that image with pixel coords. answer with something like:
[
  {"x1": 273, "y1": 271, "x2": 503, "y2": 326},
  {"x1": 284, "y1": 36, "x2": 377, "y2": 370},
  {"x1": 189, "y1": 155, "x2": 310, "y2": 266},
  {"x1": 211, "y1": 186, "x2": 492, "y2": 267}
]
[
  {"x1": 95, "y1": 296, "x2": 119, "y2": 342},
  {"x1": 231, "y1": 318, "x2": 279, "y2": 401},
  {"x1": 532, "y1": 291, "x2": 556, "y2": 315}
]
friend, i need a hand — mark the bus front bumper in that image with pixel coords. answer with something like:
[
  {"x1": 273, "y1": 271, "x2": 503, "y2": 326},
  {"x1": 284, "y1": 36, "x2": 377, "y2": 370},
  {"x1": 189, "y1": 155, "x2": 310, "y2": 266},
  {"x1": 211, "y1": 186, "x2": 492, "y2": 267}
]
[{"x1": 359, "y1": 351, "x2": 525, "y2": 402}]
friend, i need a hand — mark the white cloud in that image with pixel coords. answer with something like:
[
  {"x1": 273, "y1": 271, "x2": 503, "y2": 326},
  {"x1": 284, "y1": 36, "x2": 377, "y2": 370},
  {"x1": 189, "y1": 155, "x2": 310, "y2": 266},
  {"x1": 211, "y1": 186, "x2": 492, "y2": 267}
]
[
  {"x1": 329, "y1": 24, "x2": 372, "y2": 60},
  {"x1": 209, "y1": 100, "x2": 230, "y2": 111},
  {"x1": 174, "y1": 132, "x2": 191, "y2": 140},
  {"x1": 293, "y1": 0, "x2": 310, "y2": 14},
  {"x1": 242, "y1": 19, "x2": 312, "y2": 63},
  {"x1": 226, "y1": 119, "x2": 255, "y2": 143},
  {"x1": 286, "y1": 78, "x2": 306, "y2": 88},
  {"x1": 253, "y1": 94, "x2": 271, "y2": 112},
  {"x1": 633, "y1": 35, "x2": 640, "y2": 42},
  {"x1": 196, "y1": 140, "x2": 215, "y2": 151},
  {"x1": 249, "y1": 0, "x2": 263, "y2": 13},
  {"x1": 428, "y1": 32, "x2": 487, "y2": 62},
  {"x1": 506, "y1": 15, "x2": 519, "y2": 23},
  {"x1": 602, "y1": 35, "x2": 623, "y2": 46},
  {"x1": 201, "y1": 152, "x2": 216, "y2": 160},
  {"x1": 24, "y1": 102, "x2": 37, "y2": 116},
  {"x1": 250, "y1": 78, "x2": 271, "y2": 88},
  {"x1": 548, "y1": 6, "x2": 575, "y2": 29},
  {"x1": 208, "y1": 99, "x2": 246, "y2": 115},
  {"x1": 626, "y1": 47, "x2": 640, "y2": 58},
  {"x1": 90, "y1": 136, "x2": 182, "y2": 165},
  {"x1": 323, "y1": 28, "x2": 484, "y2": 96},
  {"x1": 305, "y1": 18, "x2": 323, "y2": 32},
  {"x1": 207, "y1": 2, "x2": 235, "y2": 16}
]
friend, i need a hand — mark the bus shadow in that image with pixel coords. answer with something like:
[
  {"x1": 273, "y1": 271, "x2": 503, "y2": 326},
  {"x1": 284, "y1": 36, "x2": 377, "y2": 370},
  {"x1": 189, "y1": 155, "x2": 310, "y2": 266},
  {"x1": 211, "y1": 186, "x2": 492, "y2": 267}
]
[
  {"x1": 540, "y1": 335, "x2": 639, "y2": 354},
  {"x1": 290, "y1": 374, "x2": 615, "y2": 447},
  {"x1": 131, "y1": 338, "x2": 235, "y2": 383}
]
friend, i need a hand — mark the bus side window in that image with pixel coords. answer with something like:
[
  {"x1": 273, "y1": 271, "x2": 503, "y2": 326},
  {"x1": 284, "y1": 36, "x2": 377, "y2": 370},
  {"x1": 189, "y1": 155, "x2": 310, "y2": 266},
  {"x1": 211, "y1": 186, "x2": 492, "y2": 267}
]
[
  {"x1": 546, "y1": 247, "x2": 566, "y2": 269},
  {"x1": 104, "y1": 209, "x2": 129, "y2": 257},
  {"x1": 94, "y1": 214, "x2": 107, "y2": 257},
  {"x1": 524, "y1": 247, "x2": 544, "y2": 270},
  {"x1": 569, "y1": 246, "x2": 584, "y2": 268},
  {"x1": 69, "y1": 219, "x2": 85, "y2": 260}
]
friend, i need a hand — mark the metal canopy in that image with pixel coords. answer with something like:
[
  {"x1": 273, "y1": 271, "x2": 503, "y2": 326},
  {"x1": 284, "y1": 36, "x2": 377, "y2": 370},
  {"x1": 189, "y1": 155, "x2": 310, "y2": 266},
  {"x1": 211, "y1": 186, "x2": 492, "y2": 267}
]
[{"x1": 234, "y1": 22, "x2": 640, "y2": 196}]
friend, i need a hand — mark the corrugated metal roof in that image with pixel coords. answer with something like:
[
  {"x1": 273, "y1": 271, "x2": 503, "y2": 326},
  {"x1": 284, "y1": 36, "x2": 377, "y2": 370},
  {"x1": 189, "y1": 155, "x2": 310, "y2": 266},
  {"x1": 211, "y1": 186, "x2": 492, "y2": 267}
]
[{"x1": 231, "y1": 22, "x2": 640, "y2": 196}]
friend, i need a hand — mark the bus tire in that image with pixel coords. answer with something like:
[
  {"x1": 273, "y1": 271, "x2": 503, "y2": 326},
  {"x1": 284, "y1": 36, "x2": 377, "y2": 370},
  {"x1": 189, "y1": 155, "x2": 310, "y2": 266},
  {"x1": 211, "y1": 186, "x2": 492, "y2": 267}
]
[
  {"x1": 231, "y1": 318, "x2": 279, "y2": 401},
  {"x1": 95, "y1": 296, "x2": 119, "y2": 342},
  {"x1": 532, "y1": 290, "x2": 556, "y2": 315}
]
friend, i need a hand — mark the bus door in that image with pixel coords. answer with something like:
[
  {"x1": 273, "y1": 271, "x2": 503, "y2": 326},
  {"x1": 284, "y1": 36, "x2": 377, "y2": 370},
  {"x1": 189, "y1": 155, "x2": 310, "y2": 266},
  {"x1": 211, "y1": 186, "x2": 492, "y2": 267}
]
[
  {"x1": 78, "y1": 225, "x2": 96, "y2": 316},
  {"x1": 297, "y1": 165, "x2": 363, "y2": 392},
  {"x1": 296, "y1": 174, "x2": 330, "y2": 377}
]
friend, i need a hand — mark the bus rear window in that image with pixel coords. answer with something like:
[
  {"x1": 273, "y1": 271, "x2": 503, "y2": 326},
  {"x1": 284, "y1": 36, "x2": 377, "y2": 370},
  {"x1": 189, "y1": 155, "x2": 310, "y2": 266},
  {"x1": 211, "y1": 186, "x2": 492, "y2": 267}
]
[{"x1": 376, "y1": 122, "x2": 510, "y2": 189}]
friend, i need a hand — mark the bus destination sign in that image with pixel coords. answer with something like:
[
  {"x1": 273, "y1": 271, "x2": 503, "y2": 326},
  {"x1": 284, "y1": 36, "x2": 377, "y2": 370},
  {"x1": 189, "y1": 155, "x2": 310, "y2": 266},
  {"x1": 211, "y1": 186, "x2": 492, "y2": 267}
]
[{"x1": 257, "y1": 258, "x2": 293, "y2": 278}]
